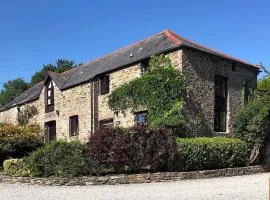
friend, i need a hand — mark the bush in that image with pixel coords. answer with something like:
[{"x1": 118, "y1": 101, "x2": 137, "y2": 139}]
[
  {"x1": 0, "y1": 125, "x2": 43, "y2": 165},
  {"x1": 235, "y1": 99, "x2": 269, "y2": 151},
  {"x1": 86, "y1": 127, "x2": 177, "y2": 173},
  {"x1": 25, "y1": 141, "x2": 88, "y2": 177},
  {"x1": 176, "y1": 137, "x2": 249, "y2": 171},
  {"x1": 3, "y1": 159, "x2": 31, "y2": 177}
]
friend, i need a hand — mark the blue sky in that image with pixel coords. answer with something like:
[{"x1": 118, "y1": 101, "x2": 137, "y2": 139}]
[{"x1": 0, "y1": 0, "x2": 269, "y2": 89}]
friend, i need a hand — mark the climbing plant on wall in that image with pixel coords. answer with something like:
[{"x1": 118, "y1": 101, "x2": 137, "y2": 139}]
[
  {"x1": 17, "y1": 105, "x2": 38, "y2": 126},
  {"x1": 108, "y1": 55, "x2": 188, "y2": 130}
]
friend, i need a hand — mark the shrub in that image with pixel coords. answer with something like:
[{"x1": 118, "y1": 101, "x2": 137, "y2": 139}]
[
  {"x1": 235, "y1": 99, "x2": 269, "y2": 151},
  {"x1": 25, "y1": 141, "x2": 88, "y2": 177},
  {"x1": 0, "y1": 125, "x2": 43, "y2": 165},
  {"x1": 176, "y1": 137, "x2": 249, "y2": 171},
  {"x1": 3, "y1": 159, "x2": 31, "y2": 177},
  {"x1": 86, "y1": 127, "x2": 177, "y2": 173}
]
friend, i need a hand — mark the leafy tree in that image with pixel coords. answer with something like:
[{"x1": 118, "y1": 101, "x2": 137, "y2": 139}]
[
  {"x1": 108, "y1": 55, "x2": 188, "y2": 132},
  {"x1": 30, "y1": 59, "x2": 80, "y2": 86},
  {"x1": 235, "y1": 64, "x2": 270, "y2": 164},
  {"x1": 0, "y1": 78, "x2": 29, "y2": 106}
]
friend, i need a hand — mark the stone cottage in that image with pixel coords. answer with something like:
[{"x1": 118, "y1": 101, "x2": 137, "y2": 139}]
[{"x1": 0, "y1": 29, "x2": 260, "y2": 142}]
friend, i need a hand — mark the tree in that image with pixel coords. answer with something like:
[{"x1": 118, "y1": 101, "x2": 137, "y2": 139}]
[
  {"x1": 235, "y1": 64, "x2": 270, "y2": 164},
  {"x1": 30, "y1": 59, "x2": 81, "y2": 86},
  {"x1": 108, "y1": 55, "x2": 188, "y2": 132},
  {"x1": 0, "y1": 78, "x2": 29, "y2": 106}
]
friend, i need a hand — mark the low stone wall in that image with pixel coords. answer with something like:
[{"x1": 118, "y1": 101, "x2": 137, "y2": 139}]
[{"x1": 0, "y1": 165, "x2": 266, "y2": 186}]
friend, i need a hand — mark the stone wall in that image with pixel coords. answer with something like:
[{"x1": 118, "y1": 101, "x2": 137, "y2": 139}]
[
  {"x1": 182, "y1": 48, "x2": 257, "y2": 134},
  {"x1": 18, "y1": 81, "x2": 92, "y2": 143},
  {"x1": 97, "y1": 50, "x2": 183, "y2": 128},
  {"x1": 0, "y1": 48, "x2": 258, "y2": 137},
  {"x1": 39, "y1": 81, "x2": 92, "y2": 142},
  {"x1": 0, "y1": 107, "x2": 18, "y2": 125},
  {"x1": 0, "y1": 165, "x2": 265, "y2": 186}
]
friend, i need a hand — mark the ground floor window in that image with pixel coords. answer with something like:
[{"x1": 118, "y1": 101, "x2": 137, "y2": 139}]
[
  {"x1": 135, "y1": 111, "x2": 147, "y2": 126},
  {"x1": 99, "y1": 118, "x2": 114, "y2": 130},
  {"x1": 69, "y1": 115, "x2": 79, "y2": 136},
  {"x1": 214, "y1": 110, "x2": 226, "y2": 132}
]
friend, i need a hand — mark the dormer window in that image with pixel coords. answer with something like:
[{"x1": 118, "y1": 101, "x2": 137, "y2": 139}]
[{"x1": 45, "y1": 79, "x2": 54, "y2": 113}]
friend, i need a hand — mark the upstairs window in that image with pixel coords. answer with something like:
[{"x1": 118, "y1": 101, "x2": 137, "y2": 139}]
[
  {"x1": 214, "y1": 76, "x2": 227, "y2": 132},
  {"x1": 69, "y1": 115, "x2": 79, "y2": 136},
  {"x1": 215, "y1": 76, "x2": 227, "y2": 98},
  {"x1": 140, "y1": 59, "x2": 149, "y2": 75},
  {"x1": 45, "y1": 79, "x2": 54, "y2": 113},
  {"x1": 135, "y1": 111, "x2": 147, "y2": 126},
  {"x1": 100, "y1": 75, "x2": 110, "y2": 95}
]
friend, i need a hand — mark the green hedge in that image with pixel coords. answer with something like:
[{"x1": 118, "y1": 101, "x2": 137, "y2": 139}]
[
  {"x1": 25, "y1": 141, "x2": 88, "y2": 177},
  {"x1": 176, "y1": 137, "x2": 249, "y2": 171}
]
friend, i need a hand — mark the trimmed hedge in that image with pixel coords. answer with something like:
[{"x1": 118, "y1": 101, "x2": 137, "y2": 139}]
[
  {"x1": 3, "y1": 159, "x2": 31, "y2": 177},
  {"x1": 25, "y1": 141, "x2": 88, "y2": 177},
  {"x1": 86, "y1": 127, "x2": 177, "y2": 173},
  {"x1": 0, "y1": 125, "x2": 43, "y2": 165},
  {"x1": 176, "y1": 137, "x2": 249, "y2": 171}
]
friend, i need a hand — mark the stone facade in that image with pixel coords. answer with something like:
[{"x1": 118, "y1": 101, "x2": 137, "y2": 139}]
[
  {"x1": 0, "y1": 48, "x2": 258, "y2": 139},
  {"x1": 182, "y1": 48, "x2": 257, "y2": 134},
  {"x1": 0, "y1": 107, "x2": 18, "y2": 125}
]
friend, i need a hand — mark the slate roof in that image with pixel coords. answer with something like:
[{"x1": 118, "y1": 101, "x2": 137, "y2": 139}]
[
  {"x1": 0, "y1": 81, "x2": 44, "y2": 111},
  {"x1": 0, "y1": 29, "x2": 260, "y2": 111}
]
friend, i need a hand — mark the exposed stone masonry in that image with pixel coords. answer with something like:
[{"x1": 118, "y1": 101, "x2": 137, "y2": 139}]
[{"x1": 0, "y1": 165, "x2": 265, "y2": 186}]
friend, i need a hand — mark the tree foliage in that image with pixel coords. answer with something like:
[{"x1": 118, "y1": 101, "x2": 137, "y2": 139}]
[
  {"x1": 235, "y1": 64, "x2": 270, "y2": 163},
  {"x1": 30, "y1": 59, "x2": 81, "y2": 86},
  {"x1": 0, "y1": 59, "x2": 80, "y2": 107},
  {"x1": 0, "y1": 78, "x2": 29, "y2": 106},
  {"x1": 108, "y1": 55, "x2": 188, "y2": 130}
]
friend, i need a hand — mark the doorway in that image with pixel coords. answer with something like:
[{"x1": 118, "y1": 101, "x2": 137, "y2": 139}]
[{"x1": 45, "y1": 121, "x2": 56, "y2": 142}]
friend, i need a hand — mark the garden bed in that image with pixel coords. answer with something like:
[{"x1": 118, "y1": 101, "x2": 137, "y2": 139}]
[{"x1": 0, "y1": 165, "x2": 265, "y2": 186}]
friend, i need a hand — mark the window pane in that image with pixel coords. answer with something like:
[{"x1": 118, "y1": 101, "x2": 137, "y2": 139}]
[
  {"x1": 100, "y1": 119, "x2": 114, "y2": 129},
  {"x1": 47, "y1": 98, "x2": 51, "y2": 105},
  {"x1": 214, "y1": 110, "x2": 226, "y2": 132},
  {"x1": 48, "y1": 90, "x2": 51, "y2": 97},
  {"x1": 135, "y1": 112, "x2": 147, "y2": 126},
  {"x1": 70, "y1": 116, "x2": 79, "y2": 136},
  {"x1": 48, "y1": 82, "x2": 52, "y2": 89},
  {"x1": 215, "y1": 77, "x2": 227, "y2": 97},
  {"x1": 100, "y1": 75, "x2": 110, "y2": 95},
  {"x1": 220, "y1": 111, "x2": 226, "y2": 131}
]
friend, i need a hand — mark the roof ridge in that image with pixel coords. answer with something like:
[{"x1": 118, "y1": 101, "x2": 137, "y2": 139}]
[
  {"x1": 164, "y1": 29, "x2": 259, "y2": 69},
  {"x1": 83, "y1": 29, "x2": 168, "y2": 67}
]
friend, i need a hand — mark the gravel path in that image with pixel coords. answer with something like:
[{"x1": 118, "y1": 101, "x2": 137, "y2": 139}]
[{"x1": 0, "y1": 173, "x2": 269, "y2": 200}]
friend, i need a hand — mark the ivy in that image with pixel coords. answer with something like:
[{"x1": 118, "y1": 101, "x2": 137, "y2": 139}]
[
  {"x1": 108, "y1": 55, "x2": 188, "y2": 129},
  {"x1": 17, "y1": 105, "x2": 38, "y2": 126}
]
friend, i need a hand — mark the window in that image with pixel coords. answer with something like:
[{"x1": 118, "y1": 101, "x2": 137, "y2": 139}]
[
  {"x1": 140, "y1": 59, "x2": 149, "y2": 75},
  {"x1": 45, "y1": 79, "x2": 54, "y2": 113},
  {"x1": 100, "y1": 75, "x2": 110, "y2": 95},
  {"x1": 99, "y1": 118, "x2": 114, "y2": 130},
  {"x1": 135, "y1": 111, "x2": 147, "y2": 126},
  {"x1": 243, "y1": 83, "x2": 250, "y2": 105},
  {"x1": 232, "y1": 63, "x2": 237, "y2": 72},
  {"x1": 214, "y1": 76, "x2": 227, "y2": 132},
  {"x1": 69, "y1": 115, "x2": 79, "y2": 136}
]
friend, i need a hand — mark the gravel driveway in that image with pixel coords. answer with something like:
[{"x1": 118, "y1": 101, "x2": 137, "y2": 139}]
[{"x1": 0, "y1": 173, "x2": 269, "y2": 200}]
